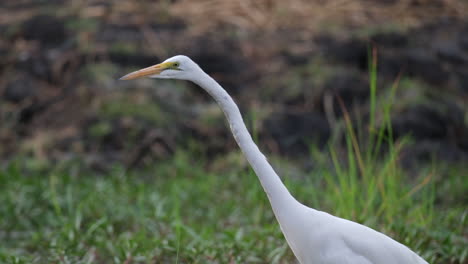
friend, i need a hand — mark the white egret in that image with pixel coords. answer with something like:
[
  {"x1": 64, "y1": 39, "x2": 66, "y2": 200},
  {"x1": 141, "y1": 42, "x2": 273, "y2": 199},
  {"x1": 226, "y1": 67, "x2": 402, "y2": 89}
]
[{"x1": 120, "y1": 55, "x2": 428, "y2": 264}]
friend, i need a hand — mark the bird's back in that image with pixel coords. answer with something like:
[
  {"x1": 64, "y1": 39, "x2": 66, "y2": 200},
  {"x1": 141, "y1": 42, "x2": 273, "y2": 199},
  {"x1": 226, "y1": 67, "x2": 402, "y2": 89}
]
[{"x1": 280, "y1": 207, "x2": 428, "y2": 264}]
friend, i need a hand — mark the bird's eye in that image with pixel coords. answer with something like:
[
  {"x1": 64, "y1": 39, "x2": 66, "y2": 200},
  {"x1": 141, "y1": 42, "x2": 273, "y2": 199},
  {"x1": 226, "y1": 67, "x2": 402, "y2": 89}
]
[{"x1": 173, "y1": 62, "x2": 179, "y2": 67}]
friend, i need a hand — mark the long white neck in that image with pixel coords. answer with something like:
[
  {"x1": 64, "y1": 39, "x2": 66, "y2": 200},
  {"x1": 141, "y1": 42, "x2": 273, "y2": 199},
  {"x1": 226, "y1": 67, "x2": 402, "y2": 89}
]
[{"x1": 191, "y1": 71, "x2": 300, "y2": 218}]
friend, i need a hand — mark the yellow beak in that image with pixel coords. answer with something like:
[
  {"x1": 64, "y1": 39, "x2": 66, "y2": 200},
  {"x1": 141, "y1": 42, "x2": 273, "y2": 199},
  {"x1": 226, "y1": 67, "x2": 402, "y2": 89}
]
[{"x1": 119, "y1": 62, "x2": 171, "y2": 80}]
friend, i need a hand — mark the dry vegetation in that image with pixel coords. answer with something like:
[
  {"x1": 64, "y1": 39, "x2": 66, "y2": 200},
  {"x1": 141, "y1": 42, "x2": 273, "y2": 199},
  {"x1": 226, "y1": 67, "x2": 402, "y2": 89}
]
[{"x1": 169, "y1": 0, "x2": 468, "y2": 34}]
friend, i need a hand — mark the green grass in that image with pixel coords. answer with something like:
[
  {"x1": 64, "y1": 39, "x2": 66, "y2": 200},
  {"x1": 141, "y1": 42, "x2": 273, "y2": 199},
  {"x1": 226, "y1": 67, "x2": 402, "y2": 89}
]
[
  {"x1": 1, "y1": 50, "x2": 467, "y2": 264},
  {"x1": 0, "y1": 153, "x2": 294, "y2": 263},
  {"x1": 0, "y1": 148, "x2": 466, "y2": 263}
]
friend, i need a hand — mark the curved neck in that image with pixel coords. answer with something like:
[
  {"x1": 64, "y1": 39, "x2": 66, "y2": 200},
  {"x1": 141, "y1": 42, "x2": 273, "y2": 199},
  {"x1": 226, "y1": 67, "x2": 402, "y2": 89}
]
[{"x1": 192, "y1": 71, "x2": 298, "y2": 215}]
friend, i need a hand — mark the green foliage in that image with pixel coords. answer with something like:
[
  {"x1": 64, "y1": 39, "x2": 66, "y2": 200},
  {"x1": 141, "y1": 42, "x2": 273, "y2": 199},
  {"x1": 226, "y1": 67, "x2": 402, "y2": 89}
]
[
  {"x1": 88, "y1": 121, "x2": 113, "y2": 138},
  {"x1": 102, "y1": 100, "x2": 160, "y2": 122},
  {"x1": 65, "y1": 17, "x2": 99, "y2": 32},
  {"x1": 80, "y1": 63, "x2": 119, "y2": 85},
  {"x1": 0, "y1": 154, "x2": 293, "y2": 263},
  {"x1": 0, "y1": 149, "x2": 466, "y2": 263},
  {"x1": 109, "y1": 42, "x2": 139, "y2": 56},
  {"x1": 0, "y1": 46, "x2": 466, "y2": 264}
]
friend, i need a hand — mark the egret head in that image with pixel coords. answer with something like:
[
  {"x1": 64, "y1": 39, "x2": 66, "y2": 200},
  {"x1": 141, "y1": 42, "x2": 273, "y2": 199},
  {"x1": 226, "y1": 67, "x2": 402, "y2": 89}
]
[{"x1": 120, "y1": 55, "x2": 200, "y2": 81}]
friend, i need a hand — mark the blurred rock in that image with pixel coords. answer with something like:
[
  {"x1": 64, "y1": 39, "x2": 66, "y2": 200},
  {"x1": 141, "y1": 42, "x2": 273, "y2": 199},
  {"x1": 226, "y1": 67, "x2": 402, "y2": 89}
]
[
  {"x1": 3, "y1": 75, "x2": 36, "y2": 103},
  {"x1": 460, "y1": 25, "x2": 468, "y2": 51},
  {"x1": 21, "y1": 15, "x2": 67, "y2": 46},
  {"x1": 405, "y1": 49, "x2": 449, "y2": 84},
  {"x1": 318, "y1": 36, "x2": 369, "y2": 70},
  {"x1": 371, "y1": 32, "x2": 408, "y2": 47},
  {"x1": 108, "y1": 52, "x2": 160, "y2": 67},
  {"x1": 321, "y1": 72, "x2": 369, "y2": 116},
  {"x1": 16, "y1": 53, "x2": 53, "y2": 82},
  {"x1": 435, "y1": 41, "x2": 467, "y2": 65},
  {"x1": 391, "y1": 101, "x2": 468, "y2": 162},
  {"x1": 456, "y1": 70, "x2": 468, "y2": 93},
  {"x1": 264, "y1": 112, "x2": 330, "y2": 155},
  {"x1": 318, "y1": 19, "x2": 468, "y2": 94},
  {"x1": 0, "y1": 47, "x2": 8, "y2": 72},
  {"x1": 392, "y1": 105, "x2": 448, "y2": 140},
  {"x1": 401, "y1": 140, "x2": 468, "y2": 169}
]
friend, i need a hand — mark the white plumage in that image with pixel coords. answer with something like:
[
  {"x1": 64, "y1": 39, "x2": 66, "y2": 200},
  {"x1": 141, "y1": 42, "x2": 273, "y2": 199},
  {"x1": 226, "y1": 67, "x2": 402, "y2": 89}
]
[{"x1": 120, "y1": 55, "x2": 428, "y2": 264}]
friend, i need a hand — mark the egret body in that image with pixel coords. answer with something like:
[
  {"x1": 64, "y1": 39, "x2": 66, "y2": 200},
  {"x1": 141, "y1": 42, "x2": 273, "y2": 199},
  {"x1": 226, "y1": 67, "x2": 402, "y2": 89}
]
[{"x1": 120, "y1": 55, "x2": 428, "y2": 264}]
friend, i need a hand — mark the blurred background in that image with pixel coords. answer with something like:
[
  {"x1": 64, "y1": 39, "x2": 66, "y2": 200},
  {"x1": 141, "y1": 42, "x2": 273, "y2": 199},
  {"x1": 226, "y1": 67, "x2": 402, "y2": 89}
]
[
  {"x1": 0, "y1": 0, "x2": 467, "y2": 263},
  {"x1": 1, "y1": 0, "x2": 467, "y2": 169}
]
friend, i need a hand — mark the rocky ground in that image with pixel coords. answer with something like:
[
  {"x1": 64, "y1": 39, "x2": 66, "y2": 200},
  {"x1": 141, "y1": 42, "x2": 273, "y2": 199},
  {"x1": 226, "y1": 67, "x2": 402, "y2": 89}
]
[{"x1": 0, "y1": 0, "x2": 467, "y2": 171}]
